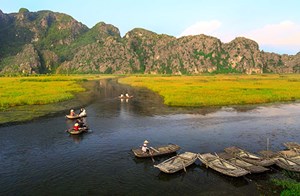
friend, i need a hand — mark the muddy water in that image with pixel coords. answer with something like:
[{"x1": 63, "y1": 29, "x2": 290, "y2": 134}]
[{"x1": 0, "y1": 79, "x2": 299, "y2": 195}]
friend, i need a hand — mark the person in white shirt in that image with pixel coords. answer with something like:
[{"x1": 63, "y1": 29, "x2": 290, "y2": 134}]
[
  {"x1": 141, "y1": 140, "x2": 150, "y2": 153},
  {"x1": 78, "y1": 108, "x2": 87, "y2": 117}
]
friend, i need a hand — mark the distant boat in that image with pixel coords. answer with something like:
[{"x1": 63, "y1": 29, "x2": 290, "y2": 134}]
[
  {"x1": 198, "y1": 153, "x2": 250, "y2": 177},
  {"x1": 119, "y1": 95, "x2": 133, "y2": 99},
  {"x1": 154, "y1": 152, "x2": 197, "y2": 173},
  {"x1": 67, "y1": 126, "x2": 88, "y2": 135},
  {"x1": 132, "y1": 144, "x2": 180, "y2": 158},
  {"x1": 65, "y1": 114, "x2": 87, "y2": 119}
]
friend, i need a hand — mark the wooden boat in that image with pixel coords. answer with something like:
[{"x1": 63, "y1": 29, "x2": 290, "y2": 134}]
[
  {"x1": 224, "y1": 146, "x2": 275, "y2": 167},
  {"x1": 259, "y1": 149, "x2": 300, "y2": 171},
  {"x1": 278, "y1": 150, "x2": 300, "y2": 165},
  {"x1": 119, "y1": 95, "x2": 133, "y2": 99},
  {"x1": 278, "y1": 149, "x2": 300, "y2": 157},
  {"x1": 198, "y1": 153, "x2": 250, "y2": 177},
  {"x1": 132, "y1": 144, "x2": 180, "y2": 158},
  {"x1": 258, "y1": 150, "x2": 279, "y2": 159},
  {"x1": 284, "y1": 142, "x2": 300, "y2": 151},
  {"x1": 65, "y1": 114, "x2": 86, "y2": 119},
  {"x1": 154, "y1": 152, "x2": 197, "y2": 173},
  {"x1": 218, "y1": 152, "x2": 269, "y2": 173},
  {"x1": 274, "y1": 156, "x2": 300, "y2": 172},
  {"x1": 67, "y1": 127, "x2": 88, "y2": 135}
]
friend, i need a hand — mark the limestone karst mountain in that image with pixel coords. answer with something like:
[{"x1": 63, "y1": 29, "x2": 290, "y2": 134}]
[{"x1": 0, "y1": 8, "x2": 299, "y2": 75}]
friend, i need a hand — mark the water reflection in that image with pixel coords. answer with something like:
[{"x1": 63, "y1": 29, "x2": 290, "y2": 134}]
[
  {"x1": 1, "y1": 79, "x2": 300, "y2": 195},
  {"x1": 69, "y1": 134, "x2": 84, "y2": 144}
]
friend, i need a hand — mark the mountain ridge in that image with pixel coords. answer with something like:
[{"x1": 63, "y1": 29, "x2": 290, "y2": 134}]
[{"x1": 0, "y1": 8, "x2": 299, "y2": 75}]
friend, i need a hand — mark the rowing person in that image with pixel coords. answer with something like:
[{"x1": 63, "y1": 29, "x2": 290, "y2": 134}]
[
  {"x1": 69, "y1": 109, "x2": 76, "y2": 116},
  {"x1": 78, "y1": 108, "x2": 87, "y2": 117},
  {"x1": 73, "y1": 123, "x2": 80, "y2": 132},
  {"x1": 141, "y1": 140, "x2": 150, "y2": 153}
]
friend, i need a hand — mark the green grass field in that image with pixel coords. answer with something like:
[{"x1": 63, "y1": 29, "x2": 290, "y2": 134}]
[
  {"x1": 0, "y1": 75, "x2": 113, "y2": 110},
  {"x1": 119, "y1": 74, "x2": 300, "y2": 107}
]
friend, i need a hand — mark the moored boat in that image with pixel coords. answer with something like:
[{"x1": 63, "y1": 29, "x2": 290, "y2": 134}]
[
  {"x1": 154, "y1": 152, "x2": 197, "y2": 173},
  {"x1": 259, "y1": 149, "x2": 300, "y2": 172},
  {"x1": 224, "y1": 146, "x2": 275, "y2": 167},
  {"x1": 218, "y1": 152, "x2": 269, "y2": 173},
  {"x1": 274, "y1": 156, "x2": 300, "y2": 172},
  {"x1": 132, "y1": 144, "x2": 180, "y2": 158},
  {"x1": 284, "y1": 142, "x2": 300, "y2": 151},
  {"x1": 198, "y1": 153, "x2": 250, "y2": 177}
]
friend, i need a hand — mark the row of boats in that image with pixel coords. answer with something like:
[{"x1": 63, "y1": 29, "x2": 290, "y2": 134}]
[{"x1": 132, "y1": 142, "x2": 300, "y2": 177}]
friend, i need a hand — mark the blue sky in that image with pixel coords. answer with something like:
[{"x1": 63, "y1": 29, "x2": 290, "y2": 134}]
[{"x1": 1, "y1": 0, "x2": 300, "y2": 55}]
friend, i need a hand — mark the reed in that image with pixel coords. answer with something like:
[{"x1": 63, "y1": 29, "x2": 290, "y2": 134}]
[
  {"x1": 0, "y1": 75, "x2": 113, "y2": 110},
  {"x1": 119, "y1": 74, "x2": 300, "y2": 107}
]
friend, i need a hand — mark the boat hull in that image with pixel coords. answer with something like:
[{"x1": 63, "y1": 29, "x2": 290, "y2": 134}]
[
  {"x1": 198, "y1": 153, "x2": 250, "y2": 177},
  {"x1": 132, "y1": 144, "x2": 180, "y2": 158},
  {"x1": 154, "y1": 152, "x2": 197, "y2": 173},
  {"x1": 224, "y1": 146, "x2": 275, "y2": 167},
  {"x1": 65, "y1": 115, "x2": 86, "y2": 119},
  {"x1": 67, "y1": 127, "x2": 88, "y2": 135}
]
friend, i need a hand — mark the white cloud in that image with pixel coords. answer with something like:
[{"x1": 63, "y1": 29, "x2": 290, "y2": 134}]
[
  {"x1": 244, "y1": 21, "x2": 300, "y2": 46},
  {"x1": 178, "y1": 20, "x2": 300, "y2": 54},
  {"x1": 178, "y1": 20, "x2": 222, "y2": 37}
]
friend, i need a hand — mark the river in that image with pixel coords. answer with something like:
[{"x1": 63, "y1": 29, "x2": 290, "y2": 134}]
[{"x1": 0, "y1": 79, "x2": 299, "y2": 195}]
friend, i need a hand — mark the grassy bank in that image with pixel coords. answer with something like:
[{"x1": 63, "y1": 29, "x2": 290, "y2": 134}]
[
  {"x1": 119, "y1": 74, "x2": 300, "y2": 107},
  {"x1": 0, "y1": 75, "x2": 113, "y2": 110}
]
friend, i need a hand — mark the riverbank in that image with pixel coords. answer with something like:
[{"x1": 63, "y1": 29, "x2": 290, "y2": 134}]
[
  {"x1": 3, "y1": 74, "x2": 300, "y2": 125},
  {"x1": 0, "y1": 75, "x2": 115, "y2": 125},
  {"x1": 119, "y1": 74, "x2": 300, "y2": 107}
]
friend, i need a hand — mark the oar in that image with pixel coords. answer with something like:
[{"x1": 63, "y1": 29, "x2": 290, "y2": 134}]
[
  {"x1": 151, "y1": 156, "x2": 155, "y2": 163},
  {"x1": 214, "y1": 152, "x2": 227, "y2": 167},
  {"x1": 181, "y1": 160, "x2": 187, "y2": 173},
  {"x1": 150, "y1": 147, "x2": 159, "y2": 153},
  {"x1": 150, "y1": 150, "x2": 155, "y2": 163}
]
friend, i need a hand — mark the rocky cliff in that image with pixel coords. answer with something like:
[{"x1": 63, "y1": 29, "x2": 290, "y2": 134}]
[{"x1": 0, "y1": 9, "x2": 299, "y2": 75}]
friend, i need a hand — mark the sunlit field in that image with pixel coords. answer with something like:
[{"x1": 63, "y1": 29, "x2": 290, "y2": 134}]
[
  {"x1": 0, "y1": 75, "x2": 113, "y2": 110},
  {"x1": 119, "y1": 74, "x2": 300, "y2": 107}
]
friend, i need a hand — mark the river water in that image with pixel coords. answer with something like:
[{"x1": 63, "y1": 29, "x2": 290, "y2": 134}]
[{"x1": 0, "y1": 79, "x2": 299, "y2": 195}]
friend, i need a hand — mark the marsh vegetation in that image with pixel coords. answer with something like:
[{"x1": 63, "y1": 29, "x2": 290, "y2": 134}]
[{"x1": 119, "y1": 74, "x2": 300, "y2": 107}]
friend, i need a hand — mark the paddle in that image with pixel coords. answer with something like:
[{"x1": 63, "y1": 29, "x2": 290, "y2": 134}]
[
  {"x1": 65, "y1": 128, "x2": 73, "y2": 133},
  {"x1": 171, "y1": 155, "x2": 179, "y2": 164},
  {"x1": 151, "y1": 156, "x2": 155, "y2": 162},
  {"x1": 214, "y1": 152, "x2": 227, "y2": 167},
  {"x1": 150, "y1": 147, "x2": 159, "y2": 153},
  {"x1": 149, "y1": 149, "x2": 155, "y2": 162},
  {"x1": 181, "y1": 160, "x2": 187, "y2": 173}
]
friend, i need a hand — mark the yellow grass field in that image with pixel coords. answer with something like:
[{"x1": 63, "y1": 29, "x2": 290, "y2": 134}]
[
  {"x1": 0, "y1": 75, "x2": 113, "y2": 110},
  {"x1": 119, "y1": 74, "x2": 300, "y2": 107}
]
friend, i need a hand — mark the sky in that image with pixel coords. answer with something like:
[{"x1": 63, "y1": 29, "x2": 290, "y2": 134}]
[{"x1": 1, "y1": 0, "x2": 300, "y2": 55}]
